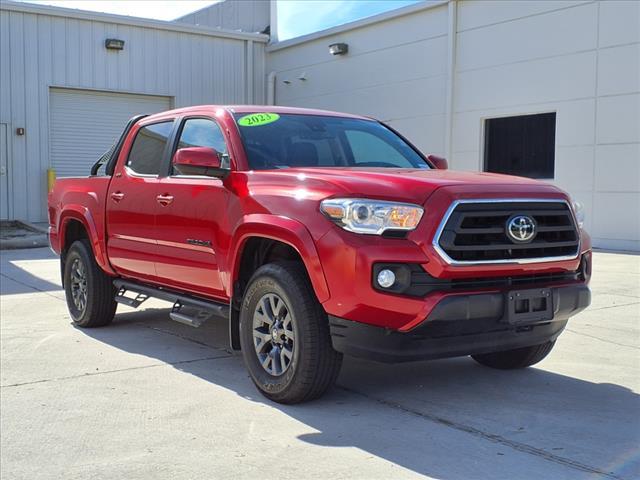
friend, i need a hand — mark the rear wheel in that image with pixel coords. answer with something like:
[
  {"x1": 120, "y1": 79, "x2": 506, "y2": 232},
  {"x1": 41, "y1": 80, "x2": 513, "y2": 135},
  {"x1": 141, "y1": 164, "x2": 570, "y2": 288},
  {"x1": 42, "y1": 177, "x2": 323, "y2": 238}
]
[
  {"x1": 239, "y1": 262, "x2": 342, "y2": 404},
  {"x1": 471, "y1": 341, "x2": 556, "y2": 369},
  {"x1": 64, "y1": 240, "x2": 117, "y2": 328}
]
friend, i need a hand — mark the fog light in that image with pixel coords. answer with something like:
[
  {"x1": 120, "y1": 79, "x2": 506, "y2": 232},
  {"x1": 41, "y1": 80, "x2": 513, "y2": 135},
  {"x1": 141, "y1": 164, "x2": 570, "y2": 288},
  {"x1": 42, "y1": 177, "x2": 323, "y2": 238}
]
[{"x1": 377, "y1": 269, "x2": 396, "y2": 288}]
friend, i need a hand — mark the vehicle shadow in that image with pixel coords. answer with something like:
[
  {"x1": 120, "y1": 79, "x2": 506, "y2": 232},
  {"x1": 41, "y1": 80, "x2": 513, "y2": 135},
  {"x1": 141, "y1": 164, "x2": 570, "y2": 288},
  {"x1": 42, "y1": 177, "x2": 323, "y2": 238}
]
[
  {"x1": 77, "y1": 307, "x2": 640, "y2": 480},
  {"x1": 0, "y1": 248, "x2": 62, "y2": 295}
]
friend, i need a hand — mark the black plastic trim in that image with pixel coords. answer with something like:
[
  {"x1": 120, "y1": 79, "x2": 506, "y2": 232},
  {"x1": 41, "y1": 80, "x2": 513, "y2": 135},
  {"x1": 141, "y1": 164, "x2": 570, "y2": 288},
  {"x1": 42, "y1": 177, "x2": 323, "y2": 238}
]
[
  {"x1": 93, "y1": 114, "x2": 149, "y2": 176},
  {"x1": 372, "y1": 261, "x2": 584, "y2": 298},
  {"x1": 329, "y1": 284, "x2": 590, "y2": 363},
  {"x1": 113, "y1": 279, "x2": 230, "y2": 319}
]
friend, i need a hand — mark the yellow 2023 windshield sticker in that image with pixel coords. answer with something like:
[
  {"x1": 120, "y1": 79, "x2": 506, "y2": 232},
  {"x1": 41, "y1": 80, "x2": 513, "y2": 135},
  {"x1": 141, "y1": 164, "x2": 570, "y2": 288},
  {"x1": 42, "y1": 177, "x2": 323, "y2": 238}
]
[{"x1": 237, "y1": 113, "x2": 280, "y2": 127}]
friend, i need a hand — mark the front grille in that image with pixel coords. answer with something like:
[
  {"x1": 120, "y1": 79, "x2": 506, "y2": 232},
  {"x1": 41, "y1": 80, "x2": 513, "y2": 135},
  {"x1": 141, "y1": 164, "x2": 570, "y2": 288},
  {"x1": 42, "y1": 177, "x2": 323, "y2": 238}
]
[{"x1": 436, "y1": 200, "x2": 579, "y2": 263}]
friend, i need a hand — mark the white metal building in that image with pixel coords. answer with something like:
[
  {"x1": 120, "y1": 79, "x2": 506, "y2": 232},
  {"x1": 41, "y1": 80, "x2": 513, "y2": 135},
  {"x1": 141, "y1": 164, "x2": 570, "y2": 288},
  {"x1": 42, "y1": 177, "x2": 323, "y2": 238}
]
[
  {"x1": 1, "y1": 0, "x2": 638, "y2": 252},
  {"x1": 0, "y1": 0, "x2": 267, "y2": 223},
  {"x1": 266, "y1": 0, "x2": 640, "y2": 252}
]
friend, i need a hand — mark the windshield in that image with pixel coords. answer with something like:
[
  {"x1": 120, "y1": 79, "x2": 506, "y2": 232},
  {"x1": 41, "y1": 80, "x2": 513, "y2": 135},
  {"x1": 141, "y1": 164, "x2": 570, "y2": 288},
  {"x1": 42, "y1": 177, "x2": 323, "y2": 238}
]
[{"x1": 233, "y1": 113, "x2": 429, "y2": 170}]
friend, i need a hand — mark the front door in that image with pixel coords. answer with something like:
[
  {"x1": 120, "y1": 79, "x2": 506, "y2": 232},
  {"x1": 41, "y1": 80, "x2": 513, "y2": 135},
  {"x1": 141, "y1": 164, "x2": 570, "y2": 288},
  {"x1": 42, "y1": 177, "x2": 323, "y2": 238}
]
[
  {"x1": 106, "y1": 120, "x2": 174, "y2": 282},
  {"x1": 0, "y1": 124, "x2": 9, "y2": 219},
  {"x1": 154, "y1": 117, "x2": 230, "y2": 300}
]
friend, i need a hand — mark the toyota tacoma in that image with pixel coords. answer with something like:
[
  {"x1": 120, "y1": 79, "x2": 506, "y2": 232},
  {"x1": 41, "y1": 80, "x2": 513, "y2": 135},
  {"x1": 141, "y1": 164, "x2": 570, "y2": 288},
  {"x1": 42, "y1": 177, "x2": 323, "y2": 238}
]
[{"x1": 48, "y1": 106, "x2": 591, "y2": 404}]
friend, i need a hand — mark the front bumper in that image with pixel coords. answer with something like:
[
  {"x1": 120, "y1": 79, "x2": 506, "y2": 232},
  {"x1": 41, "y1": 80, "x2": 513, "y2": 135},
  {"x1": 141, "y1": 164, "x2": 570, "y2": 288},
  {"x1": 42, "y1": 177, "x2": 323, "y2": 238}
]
[{"x1": 329, "y1": 284, "x2": 590, "y2": 363}]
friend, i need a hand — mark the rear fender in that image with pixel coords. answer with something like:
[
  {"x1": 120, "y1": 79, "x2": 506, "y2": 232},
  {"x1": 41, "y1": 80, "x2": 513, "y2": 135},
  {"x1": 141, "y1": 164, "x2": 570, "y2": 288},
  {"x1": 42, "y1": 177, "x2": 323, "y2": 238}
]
[{"x1": 59, "y1": 206, "x2": 115, "y2": 276}]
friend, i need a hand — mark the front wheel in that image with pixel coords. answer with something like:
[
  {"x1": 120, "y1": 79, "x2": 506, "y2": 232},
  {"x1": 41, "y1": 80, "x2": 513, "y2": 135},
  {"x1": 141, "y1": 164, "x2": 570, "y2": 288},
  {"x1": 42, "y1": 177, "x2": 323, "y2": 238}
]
[
  {"x1": 63, "y1": 240, "x2": 117, "y2": 328},
  {"x1": 239, "y1": 262, "x2": 342, "y2": 404},
  {"x1": 471, "y1": 341, "x2": 556, "y2": 369}
]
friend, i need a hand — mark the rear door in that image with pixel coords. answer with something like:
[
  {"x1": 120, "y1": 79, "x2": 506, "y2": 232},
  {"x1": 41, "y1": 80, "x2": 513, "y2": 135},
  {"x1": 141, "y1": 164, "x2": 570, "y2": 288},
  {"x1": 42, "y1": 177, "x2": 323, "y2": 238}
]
[
  {"x1": 153, "y1": 117, "x2": 231, "y2": 300},
  {"x1": 106, "y1": 120, "x2": 175, "y2": 282}
]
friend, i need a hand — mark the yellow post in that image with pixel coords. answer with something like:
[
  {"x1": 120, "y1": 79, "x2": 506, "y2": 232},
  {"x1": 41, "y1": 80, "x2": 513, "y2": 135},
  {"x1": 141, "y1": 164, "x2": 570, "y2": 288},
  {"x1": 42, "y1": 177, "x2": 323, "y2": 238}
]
[{"x1": 47, "y1": 168, "x2": 56, "y2": 192}]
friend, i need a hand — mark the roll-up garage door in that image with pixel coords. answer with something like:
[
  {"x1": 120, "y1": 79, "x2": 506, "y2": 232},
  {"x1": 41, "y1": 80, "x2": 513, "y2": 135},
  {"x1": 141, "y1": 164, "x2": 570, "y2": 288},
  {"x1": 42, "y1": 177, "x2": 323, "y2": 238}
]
[{"x1": 50, "y1": 88, "x2": 172, "y2": 177}]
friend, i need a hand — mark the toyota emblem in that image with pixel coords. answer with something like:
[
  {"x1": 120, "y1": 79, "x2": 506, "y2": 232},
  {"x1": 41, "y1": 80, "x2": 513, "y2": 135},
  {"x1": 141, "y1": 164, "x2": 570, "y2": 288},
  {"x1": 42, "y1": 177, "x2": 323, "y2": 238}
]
[{"x1": 506, "y1": 215, "x2": 536, "y2": 243}]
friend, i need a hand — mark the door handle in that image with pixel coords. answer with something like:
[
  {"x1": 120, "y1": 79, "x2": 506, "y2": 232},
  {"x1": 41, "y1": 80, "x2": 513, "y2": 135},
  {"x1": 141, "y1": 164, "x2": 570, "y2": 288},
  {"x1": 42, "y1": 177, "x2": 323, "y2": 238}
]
[
  {"x1": 156, "y1": 194, "x2": 174, "y2": 206},
  {"x1": 110, "y1": 191, "x2": 125, "y2": 202}
]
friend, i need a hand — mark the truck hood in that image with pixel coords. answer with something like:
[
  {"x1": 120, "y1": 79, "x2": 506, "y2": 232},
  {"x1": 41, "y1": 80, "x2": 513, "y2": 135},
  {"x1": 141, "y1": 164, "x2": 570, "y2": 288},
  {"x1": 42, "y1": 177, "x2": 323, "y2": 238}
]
[{"x1": 245, "y1": 167, "x2": 563, "y2": 205}]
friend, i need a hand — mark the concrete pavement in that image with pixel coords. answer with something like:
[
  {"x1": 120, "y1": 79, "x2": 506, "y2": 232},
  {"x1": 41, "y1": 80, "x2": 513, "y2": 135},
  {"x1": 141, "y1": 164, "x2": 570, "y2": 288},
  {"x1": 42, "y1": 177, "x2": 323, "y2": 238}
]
[{"x1": 1, "y1": 248, "x2": 638, "y2": 479}]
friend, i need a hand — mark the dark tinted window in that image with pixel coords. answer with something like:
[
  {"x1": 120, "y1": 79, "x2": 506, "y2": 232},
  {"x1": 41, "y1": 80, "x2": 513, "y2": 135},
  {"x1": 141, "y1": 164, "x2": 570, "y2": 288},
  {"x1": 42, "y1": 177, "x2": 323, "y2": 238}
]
[
  {"x1": 484, "y1": 113, "x2": 556, "y2": 179},
  {"x1": 233, "y1": 113, "x2": 428, "y2": 170},
  {"x1": 126, "y1": 121, "x2": 173, "y2": 175}
]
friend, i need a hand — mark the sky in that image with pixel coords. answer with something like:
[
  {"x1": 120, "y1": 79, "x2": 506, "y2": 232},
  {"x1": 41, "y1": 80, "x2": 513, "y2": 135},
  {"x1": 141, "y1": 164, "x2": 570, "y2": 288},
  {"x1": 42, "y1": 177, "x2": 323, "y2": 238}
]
[
  {"x1": 19, "y1": 0, "x2": 423, "y2": 39},
  {"x1": 276, "y1": 1, "x2": 422, "y2": 40},
  {"x1": 20, "y1": 1, "x2": 220, "y2": 21}
]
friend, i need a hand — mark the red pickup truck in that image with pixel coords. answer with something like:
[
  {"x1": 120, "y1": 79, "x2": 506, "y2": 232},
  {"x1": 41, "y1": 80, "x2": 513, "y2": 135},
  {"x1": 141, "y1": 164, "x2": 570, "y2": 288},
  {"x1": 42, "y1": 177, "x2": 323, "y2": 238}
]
[{"x1": 48, "y1": 105, "x2": 591, "y2": 403}]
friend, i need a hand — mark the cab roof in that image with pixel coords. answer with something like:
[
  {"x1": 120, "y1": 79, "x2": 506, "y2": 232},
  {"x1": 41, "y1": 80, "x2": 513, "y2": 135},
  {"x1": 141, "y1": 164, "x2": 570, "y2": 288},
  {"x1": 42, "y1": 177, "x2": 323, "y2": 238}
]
[{"x1": 143, "y1": 104, "x2": 373, "y2": 122}]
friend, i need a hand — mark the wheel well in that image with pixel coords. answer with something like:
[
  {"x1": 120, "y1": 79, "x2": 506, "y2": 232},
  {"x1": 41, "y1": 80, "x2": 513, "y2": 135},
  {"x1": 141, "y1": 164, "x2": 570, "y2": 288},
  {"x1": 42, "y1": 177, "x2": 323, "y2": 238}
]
[
  {"x1": 236, "y1": 237, "x2": 303, "y2": 300},
  {"x1": 229, "y1": 237, "x2": 307, "y2": 350},
  {"x1": 63, "y1": 219, "x2": 89, "y2": 255}
]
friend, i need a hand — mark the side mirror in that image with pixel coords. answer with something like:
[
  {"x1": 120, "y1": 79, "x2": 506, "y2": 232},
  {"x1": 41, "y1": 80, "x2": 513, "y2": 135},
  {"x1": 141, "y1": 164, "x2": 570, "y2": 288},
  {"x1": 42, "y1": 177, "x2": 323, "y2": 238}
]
[
  {"x1": 173, "y1": 147, "x2": 230, "y2": 178},
  {"x1": 427, "y1": 154, "x2": 448, "y2": 170}
]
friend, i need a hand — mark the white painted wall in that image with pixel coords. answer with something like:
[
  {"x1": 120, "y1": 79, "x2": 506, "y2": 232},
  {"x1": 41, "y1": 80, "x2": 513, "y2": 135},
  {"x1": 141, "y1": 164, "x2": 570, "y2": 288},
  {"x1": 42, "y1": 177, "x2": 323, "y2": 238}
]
[
  {"x1": 451, "y1": 0, "x2": 639, "y2": 251},
  {"x1": 267, "y1": 2, "x2": 449, "y2": 156},
  {"x1": 265, "y1": 0, "x2": 639, "y2": 251},
  {"x1": 0, "y1": 1, "x2": 267, "y2": 222}
]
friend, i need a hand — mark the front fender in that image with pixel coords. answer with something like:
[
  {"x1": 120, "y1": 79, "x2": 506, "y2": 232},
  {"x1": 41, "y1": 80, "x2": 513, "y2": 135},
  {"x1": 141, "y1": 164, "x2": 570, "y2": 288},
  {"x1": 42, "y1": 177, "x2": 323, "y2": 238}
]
[{"x1": 229, "y1": 214, "x2": 330, "y2": 303}]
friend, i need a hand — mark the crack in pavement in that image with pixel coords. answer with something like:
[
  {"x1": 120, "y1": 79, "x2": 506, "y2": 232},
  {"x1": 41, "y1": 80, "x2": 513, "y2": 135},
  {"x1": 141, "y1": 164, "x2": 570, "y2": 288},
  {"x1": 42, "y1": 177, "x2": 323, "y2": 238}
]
[
  {"x1": 0, "y1": 354, "x2": 230, "y2": 388},
  {"x1": 338, "y1": 385, "x2": 623, "y2": 480},
  {"x1": 2, "y1": 261, "x2": 632, "y2": 479},
  {"x1": 565, "y1": 328, "x2": 639, "y2": 349},
  {"x1": 587, "y1": 301, "x2": 640, "y2": 312}
]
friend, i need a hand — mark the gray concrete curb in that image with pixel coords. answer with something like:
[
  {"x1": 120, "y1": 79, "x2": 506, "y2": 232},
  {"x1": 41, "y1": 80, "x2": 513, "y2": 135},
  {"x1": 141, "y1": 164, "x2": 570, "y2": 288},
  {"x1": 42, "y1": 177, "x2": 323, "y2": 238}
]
[
  {"x1": 0, "y1": 221, "x2": 50, "y2": 250},
  {"x1": 0, "y1": 235, "x2": 49, "y2": 250}
]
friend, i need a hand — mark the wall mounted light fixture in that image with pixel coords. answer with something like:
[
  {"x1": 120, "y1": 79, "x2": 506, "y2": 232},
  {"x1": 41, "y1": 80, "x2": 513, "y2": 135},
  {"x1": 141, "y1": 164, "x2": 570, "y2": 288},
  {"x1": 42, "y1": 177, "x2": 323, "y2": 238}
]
[
  {"x1": 329, "y1": 43, "x2": 348, "y2": 55},
  {"x1": 105, "y1": 38, "x2": 125, "y2": 50}
]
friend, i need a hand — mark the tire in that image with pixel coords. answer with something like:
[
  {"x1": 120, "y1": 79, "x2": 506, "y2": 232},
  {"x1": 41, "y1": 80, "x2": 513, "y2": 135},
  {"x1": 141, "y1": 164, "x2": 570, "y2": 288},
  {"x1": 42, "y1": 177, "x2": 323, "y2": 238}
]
[
  {"x1": 239, "y1": 262, "x2": 343, "y2": 404},
  {"x1": 63, "y1": 239, "x2": 117, "y2": 328},
  {"x1": 471, "y1": 340, "x2": 556, "y2": 369}
]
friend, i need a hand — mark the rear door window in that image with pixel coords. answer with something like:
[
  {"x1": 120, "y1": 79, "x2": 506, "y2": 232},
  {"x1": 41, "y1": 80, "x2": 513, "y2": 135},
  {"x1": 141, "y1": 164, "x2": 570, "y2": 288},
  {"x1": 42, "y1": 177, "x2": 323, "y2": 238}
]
[{"x1": 126, "y1": 121, "x2": 173, "y2": 175}]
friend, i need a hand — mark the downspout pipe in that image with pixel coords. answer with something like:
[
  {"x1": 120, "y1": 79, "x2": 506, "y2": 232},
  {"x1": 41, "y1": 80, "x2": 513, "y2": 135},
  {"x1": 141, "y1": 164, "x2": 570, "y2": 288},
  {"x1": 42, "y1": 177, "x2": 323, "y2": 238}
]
[
  {"x1": 267, "y1": 71, "x2": 276, "y2": 105},
  {"x1": 444, "y1": 0, "x2": 457, "y2": 162}
]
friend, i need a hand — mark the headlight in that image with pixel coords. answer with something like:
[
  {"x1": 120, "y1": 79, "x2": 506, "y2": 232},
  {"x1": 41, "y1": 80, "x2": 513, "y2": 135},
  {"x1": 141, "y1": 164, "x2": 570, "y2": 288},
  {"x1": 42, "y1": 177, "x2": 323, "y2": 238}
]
[
  {"x1": 572, "y1": 201, "x2": 585, "y2": 229},
  {"x1": 320, "y1": 198, "x2": 424, "y2": 235}
]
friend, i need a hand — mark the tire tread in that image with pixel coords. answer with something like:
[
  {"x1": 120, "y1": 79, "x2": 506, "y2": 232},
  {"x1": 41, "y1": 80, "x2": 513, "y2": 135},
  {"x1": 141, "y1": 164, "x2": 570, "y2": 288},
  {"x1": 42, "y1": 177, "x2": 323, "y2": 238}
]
[
  {"x1": 64, "y1": 239, "x2": 116, "y2": 328},
  {"x1": 240, "y1": 261, "x2": 342, "y2": 404}
]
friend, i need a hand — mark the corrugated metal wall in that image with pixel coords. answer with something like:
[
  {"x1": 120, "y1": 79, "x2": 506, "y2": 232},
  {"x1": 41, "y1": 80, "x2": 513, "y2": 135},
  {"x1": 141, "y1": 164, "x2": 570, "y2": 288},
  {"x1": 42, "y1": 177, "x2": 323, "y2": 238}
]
[
  {"x1": 176, "y1": 0, "x2": 270, "y2": 34},
  {"x1": 0, "y1": 2, "x2": 267, "y2": 222},
  {"x1": 49, "y1": 89, "x2": 172, "y2": 177}
]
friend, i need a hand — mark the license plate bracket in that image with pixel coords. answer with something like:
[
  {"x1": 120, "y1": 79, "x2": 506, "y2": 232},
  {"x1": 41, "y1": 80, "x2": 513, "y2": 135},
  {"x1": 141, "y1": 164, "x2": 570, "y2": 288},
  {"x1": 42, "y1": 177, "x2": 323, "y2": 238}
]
[{"x1": 506, "y1": 288, "x2": 554, "y2": 325}]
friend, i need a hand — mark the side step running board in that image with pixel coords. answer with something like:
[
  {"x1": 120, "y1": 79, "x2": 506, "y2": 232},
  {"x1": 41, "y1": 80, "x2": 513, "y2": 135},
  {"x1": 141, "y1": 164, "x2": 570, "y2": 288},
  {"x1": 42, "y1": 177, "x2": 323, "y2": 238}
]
[{"x1": 113, "y1": 279, "x2": 229, "y2": 328}]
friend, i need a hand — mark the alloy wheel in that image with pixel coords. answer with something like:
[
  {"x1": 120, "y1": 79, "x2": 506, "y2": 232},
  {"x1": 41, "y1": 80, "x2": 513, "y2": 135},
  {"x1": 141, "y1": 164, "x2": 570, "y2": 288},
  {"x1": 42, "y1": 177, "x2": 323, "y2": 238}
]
[
  {"x1": 70, "y1": 257, "x2": 88, "y2": 313},
  {"x1": 252, "y1": 293, "x2": 295, "y2": 376}
]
